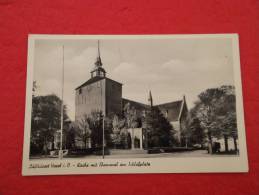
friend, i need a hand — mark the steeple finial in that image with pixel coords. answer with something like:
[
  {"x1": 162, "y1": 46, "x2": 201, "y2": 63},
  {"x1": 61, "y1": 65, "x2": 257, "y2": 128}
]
[
  {"x1": 95, "y1": 40, "x2": 102, "y2": 67},
  {"x1": 98, "y1": 40, "x2": 101, "y2": 59},
  {"x1": 148, "y1": 90, "x2": 153, "y2": 107}
]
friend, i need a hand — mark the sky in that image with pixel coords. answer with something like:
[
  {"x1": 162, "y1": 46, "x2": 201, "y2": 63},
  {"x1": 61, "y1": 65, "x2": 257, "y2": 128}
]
[{"x1": 33, "y1": 36, "x2": 235, "y2": 120}]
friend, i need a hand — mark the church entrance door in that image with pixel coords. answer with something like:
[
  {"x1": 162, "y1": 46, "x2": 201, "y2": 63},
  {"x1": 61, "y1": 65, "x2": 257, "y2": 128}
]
[{"x1": 134, "y1": 137, "x2": 140, "y2": 149}]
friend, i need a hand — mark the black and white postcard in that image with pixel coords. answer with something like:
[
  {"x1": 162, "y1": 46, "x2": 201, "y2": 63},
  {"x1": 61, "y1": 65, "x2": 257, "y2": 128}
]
[{"x1": 22, "y1": 34, "x2": 248, "y2": 175}]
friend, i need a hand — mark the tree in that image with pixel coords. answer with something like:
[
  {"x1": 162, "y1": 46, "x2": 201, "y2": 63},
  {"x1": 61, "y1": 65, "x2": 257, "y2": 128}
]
[
  {"x1": 124, "y1": 103, "x2": 139, "y2": 129},
  {"x1": 32, "y1": 81, "x2": 37, "y2": 97},
  {"x1": 30, "y1": 94, "x2": 69, "y2": 155},
  {"x1": 123, "y1": 103, "x2": 140, "y2": 149},
  {"x1": 144, "y1": 107, "x2": 174, "y2": 148},
  {"x1": 214, "y1": 86, "x2": 237, "y2": 152},
  {"x1": 76, "y1": 115, "x2": 91, "y2": 149},
  {"x1": 191, "y1": 85, "x2": 237, "y2": 153},
  {"x1": 84, "y1": 111, "x2": 112, "y2": 149},
  {"x1": 223, "y1": 112, "x2": 238, "y2": 152},
  {"x1": 189, "y1": 118, "x2": 205, "y2": 146},
  {"x1": 86, "y1": 111, "x2": 102, "y2": 148},
  {"x1": 111, "y1": 115, "x2": 122, "y2": 148},
  {"x1": 180, "y1": 114, "x2": 192, "y2": 148},
  {"x1": 65, "y1": 122, "x2": 75, "y2": 150}
]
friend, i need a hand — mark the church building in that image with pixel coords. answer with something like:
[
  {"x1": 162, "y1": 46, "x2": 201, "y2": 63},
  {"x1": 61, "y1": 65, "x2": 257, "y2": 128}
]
[{"x1": 75, "y1": 42, "x2": 188, "y2": 144}]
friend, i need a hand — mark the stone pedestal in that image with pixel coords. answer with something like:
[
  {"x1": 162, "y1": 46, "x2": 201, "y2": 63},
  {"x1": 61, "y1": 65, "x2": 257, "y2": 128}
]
[
  {"x1": 139, "y1": 130, "x2": 143, "y2": 149},
  {"x1": 128, "y1": 128, "x2": 143, "y2": 150}
]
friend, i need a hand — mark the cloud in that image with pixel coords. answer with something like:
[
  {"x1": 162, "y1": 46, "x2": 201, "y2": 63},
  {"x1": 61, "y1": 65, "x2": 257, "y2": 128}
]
[
  {"x1": 161, "y1": 59, "x2": 191, "y2": 73},
  {"x1": 33, "y1": 38, "x2": 235, "y2": 120},
  {"x1": 113, "y1": 62, "x2": 166, "y2": 82},
  {"x1": 37, "y1": 79, "x2": 61, "y2": 96},
  {"x1": 113, "y1": 62, "x2": 139, "y2": 75}
]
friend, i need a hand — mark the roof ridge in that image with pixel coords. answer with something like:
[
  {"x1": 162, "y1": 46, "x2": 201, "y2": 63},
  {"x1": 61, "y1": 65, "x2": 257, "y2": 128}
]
[
  {"x1": 105, "y1": 77, "x2": 123, "y2": 85},
  {"x1": 122, "y1": 98, "x2": 148, "y2": 107},
  {"x1": 75, "y1": 77, "x2": 123, "y2": 90},
  {"x1": 75, "y1": 76, "x2": 105, "y2": 90},
  {"x1": 156, "y1": 99, "x2": 182, "y2": 107}
]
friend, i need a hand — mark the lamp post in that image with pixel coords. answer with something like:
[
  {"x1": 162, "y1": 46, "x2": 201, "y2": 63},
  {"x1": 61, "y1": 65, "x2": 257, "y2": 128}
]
[
  {"x1": 99, "y1": 112, "x2": 105, "y2": 159},
  {"x1": 59, "y1": 45, "x2": 65, "y2": 159},
  {"x1": 142, "y1": 110, "x2": 148, "y2": 150},
  {"x1": 102, "y1": 114, "x2": 105, "y2": 159}
]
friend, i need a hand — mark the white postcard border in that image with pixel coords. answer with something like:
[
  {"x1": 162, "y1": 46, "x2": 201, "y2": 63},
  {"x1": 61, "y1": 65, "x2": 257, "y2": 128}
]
[{"x1": 22, "y1": 34, "x2": 248, "y2": 176}]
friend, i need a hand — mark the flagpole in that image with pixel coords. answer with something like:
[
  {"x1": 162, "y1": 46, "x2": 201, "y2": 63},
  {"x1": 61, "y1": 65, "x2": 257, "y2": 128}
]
[
  {"x1": 102, "y1": 116, "x2": 105, "y2": 159},
  {"x1": 59, "y1": 45, "x2": 64, "y2": 159}
]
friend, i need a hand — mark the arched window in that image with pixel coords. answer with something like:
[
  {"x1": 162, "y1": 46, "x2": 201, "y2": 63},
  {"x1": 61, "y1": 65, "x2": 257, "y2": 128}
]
[{"x1": 165, "y1": 110, "x2": 169, "y2": 118}]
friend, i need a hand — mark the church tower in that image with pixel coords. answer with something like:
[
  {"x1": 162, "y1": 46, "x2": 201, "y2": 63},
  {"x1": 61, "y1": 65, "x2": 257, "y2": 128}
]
[{"x1": 75, "y1": 41, "x2": 122, "y2": 121}]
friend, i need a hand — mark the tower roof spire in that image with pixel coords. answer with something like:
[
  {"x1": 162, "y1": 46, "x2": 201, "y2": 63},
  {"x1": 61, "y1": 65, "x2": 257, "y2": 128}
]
[
  {"x1": 95, "y1": 40, "x2": 102, "y2": 67},
  {"x1": 98, "y1": 40, "x2": 101, "y2": 59},
  {"x1": 148, "y1": 90, "x2": 153, "y2": 107},
  {"x1": 91, "y1": 40, "x2": 106, "y2": 78}
]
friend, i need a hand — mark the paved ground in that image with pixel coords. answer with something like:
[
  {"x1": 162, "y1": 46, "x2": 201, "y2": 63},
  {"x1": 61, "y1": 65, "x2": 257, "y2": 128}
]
[
  {"x1": 30, "y1": 149, "x2": 218, "y2": 160},
  {"x1": 85, "y1": 149, "x2": 211, "y2": 159}
]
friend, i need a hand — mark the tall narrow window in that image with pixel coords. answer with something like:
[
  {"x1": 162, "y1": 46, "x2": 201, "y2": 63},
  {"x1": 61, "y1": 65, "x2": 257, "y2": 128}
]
[{"x1": 165, "y1": 110, "x2": 168, "y2": 118}]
